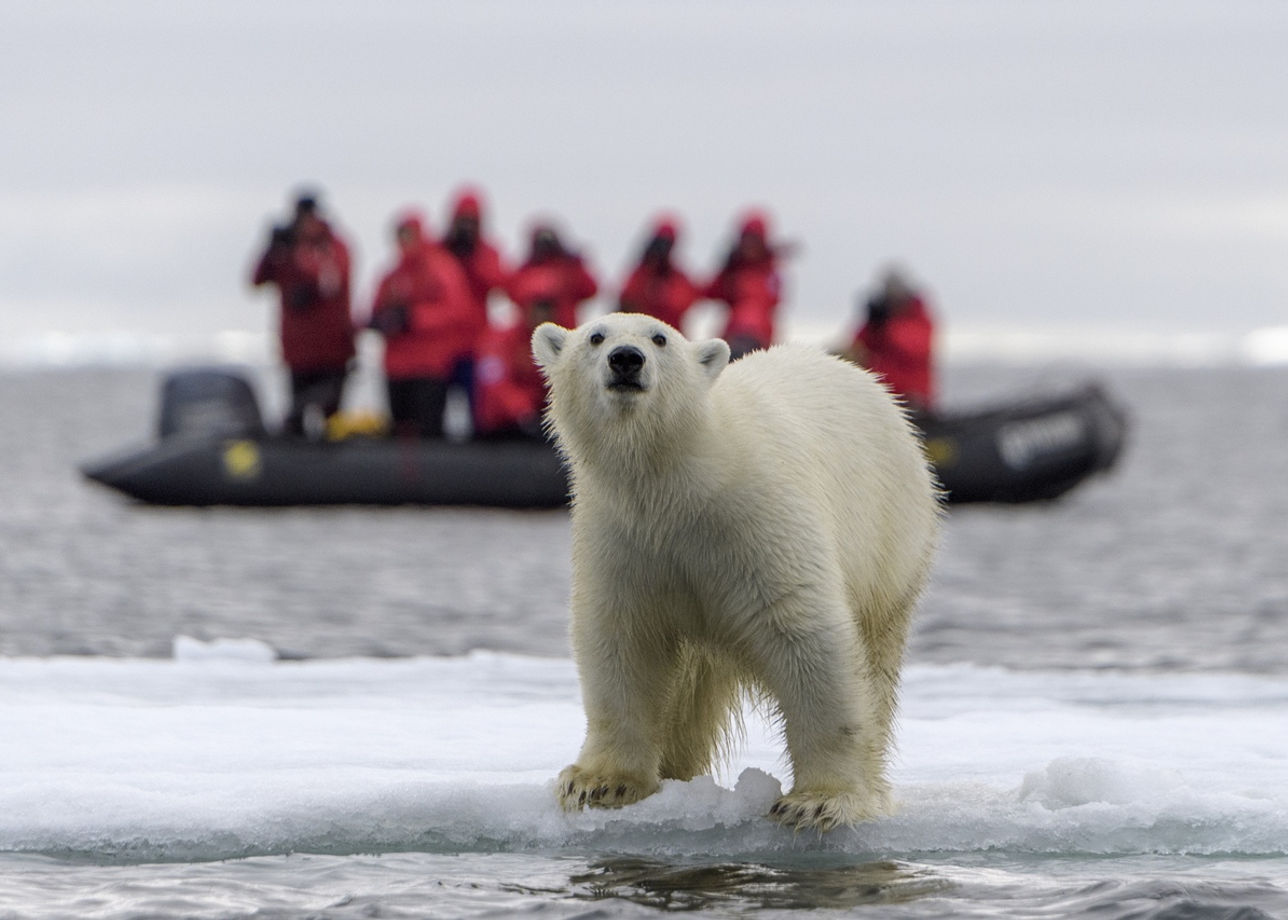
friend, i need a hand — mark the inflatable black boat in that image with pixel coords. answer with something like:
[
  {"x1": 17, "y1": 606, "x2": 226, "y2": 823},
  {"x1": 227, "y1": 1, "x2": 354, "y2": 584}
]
[{"x1": 81, "y1": 367, "x2": 1127, "y2": 508}]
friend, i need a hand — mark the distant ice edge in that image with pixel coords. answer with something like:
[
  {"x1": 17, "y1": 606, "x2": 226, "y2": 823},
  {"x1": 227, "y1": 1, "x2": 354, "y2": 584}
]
[{"x1": 6, "y1": 325, "x2": 1288, "y2": 368}]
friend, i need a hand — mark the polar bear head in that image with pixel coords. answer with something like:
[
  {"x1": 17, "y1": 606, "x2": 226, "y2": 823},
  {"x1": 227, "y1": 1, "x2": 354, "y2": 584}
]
[{"x1": 531, "y1": 313, "x2": 731, "y2": 465}]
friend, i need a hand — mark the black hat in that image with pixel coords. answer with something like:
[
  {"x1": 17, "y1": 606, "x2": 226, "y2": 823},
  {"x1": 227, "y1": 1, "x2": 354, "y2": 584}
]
[{"x1": 293, "y1": 190, "x2": 321, "y2": 215}]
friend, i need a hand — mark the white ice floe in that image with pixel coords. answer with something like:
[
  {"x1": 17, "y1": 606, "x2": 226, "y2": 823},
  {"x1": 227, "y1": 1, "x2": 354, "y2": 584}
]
[{"x1": 0, "y1": 651, "x2": 1284, "y2": 862}]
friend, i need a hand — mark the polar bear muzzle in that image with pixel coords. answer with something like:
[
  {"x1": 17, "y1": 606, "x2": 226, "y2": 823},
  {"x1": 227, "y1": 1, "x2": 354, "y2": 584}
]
[{"x1": 606, "y1": 345, "x2": 647, "y2": 391}]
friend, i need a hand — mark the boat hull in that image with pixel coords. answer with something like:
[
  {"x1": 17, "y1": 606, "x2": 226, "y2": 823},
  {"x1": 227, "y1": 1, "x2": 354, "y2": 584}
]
[
  {"x1": 81, "y1": 436, "x2": 571, "y2": 508},
  {"x1": 82, "y1": 382, "x2": 1125, "y2": 508},
  {"x1": 921, "y1": 383, "x2": 1127, "y2": 504}
]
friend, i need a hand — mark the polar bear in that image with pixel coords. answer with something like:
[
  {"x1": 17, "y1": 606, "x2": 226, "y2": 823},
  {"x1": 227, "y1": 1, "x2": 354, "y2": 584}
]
[{"x1": 532, "y1": 313, "x2": 940, "y2": 831}]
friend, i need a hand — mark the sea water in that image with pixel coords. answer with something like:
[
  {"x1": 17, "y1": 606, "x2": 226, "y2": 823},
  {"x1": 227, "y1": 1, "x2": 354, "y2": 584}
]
[{"x1": 0, "y1": 362, "x2": 1286, "y2": 918}]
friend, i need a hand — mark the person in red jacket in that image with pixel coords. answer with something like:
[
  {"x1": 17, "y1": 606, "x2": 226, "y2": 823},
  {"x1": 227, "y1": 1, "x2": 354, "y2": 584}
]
[
  {"x1": 702, "y1": 210, "x2": 785, "y2": 359},
  {"x1": 472, "y1": 299, "x2": 556, "y2": 441},
  {"x1": 441, "y1": 188, "x2": 509, "y2": 416},
  {"x1": 505, "y1": 223, "x2": 598, "y2": 329},
  {"x1": 367, "y1": 210, "x2": 476, "y2": 438},
  {"x1": 842, "y1": 266, "x2": 937, "y2": 414},
  {"x1": 617, "y1": 216, "x2": 698, "y2": 333},
  {"x1": 250, "y1": 192, "x2": 355, "y2": 437}
]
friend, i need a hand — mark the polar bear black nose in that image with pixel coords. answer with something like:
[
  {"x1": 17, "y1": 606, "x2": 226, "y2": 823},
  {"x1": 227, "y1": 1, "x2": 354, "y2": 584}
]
[{"x1": 608, "y1": 345, "x2": 645, "y2": 379}]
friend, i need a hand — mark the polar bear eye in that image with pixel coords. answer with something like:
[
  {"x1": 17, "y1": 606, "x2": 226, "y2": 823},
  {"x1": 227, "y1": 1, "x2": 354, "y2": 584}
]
[
  {"x1": 651, "y1": 334, "x2": 667, "y2": 347},
  {"x1": 588, "y1": 332, "x2": 605, "y2": 346}
]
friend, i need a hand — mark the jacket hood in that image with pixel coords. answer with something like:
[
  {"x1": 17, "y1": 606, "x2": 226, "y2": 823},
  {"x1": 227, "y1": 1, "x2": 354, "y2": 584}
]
[{"x1": 452, "y1": 192, "x2": 482, "y2": 221}]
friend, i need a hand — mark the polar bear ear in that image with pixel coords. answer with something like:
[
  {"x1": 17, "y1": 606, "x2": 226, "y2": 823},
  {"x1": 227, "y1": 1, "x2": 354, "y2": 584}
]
[
  {"x1": 531, "y1": 323, "x2": 569, "y2": 370},
  {"x1": 694, "y1": 338, "x2": 731, "y2": 380}
]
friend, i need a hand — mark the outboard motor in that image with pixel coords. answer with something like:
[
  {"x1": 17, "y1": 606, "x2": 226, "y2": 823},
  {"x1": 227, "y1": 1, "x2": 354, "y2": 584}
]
[{"x1": 157, "y1": 368, "x2": 265, "y2": 439}]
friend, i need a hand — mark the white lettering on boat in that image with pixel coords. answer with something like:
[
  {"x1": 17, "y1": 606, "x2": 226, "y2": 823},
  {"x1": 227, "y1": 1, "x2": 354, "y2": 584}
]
[{"x1": 997, "y1": 412, "x2": 1084, "y2": 470}]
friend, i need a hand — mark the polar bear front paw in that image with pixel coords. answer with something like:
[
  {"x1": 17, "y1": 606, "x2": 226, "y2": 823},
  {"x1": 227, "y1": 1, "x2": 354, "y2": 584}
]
[
  {"x1": 769, "y1": 789, "x2": 887, "y2": 832},
  {"x1": 557, "y1": 764, "x2": 658, "y2": 811}
]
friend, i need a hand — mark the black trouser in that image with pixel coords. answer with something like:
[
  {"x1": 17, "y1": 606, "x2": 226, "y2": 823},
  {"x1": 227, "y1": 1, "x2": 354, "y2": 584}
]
[
  {"x1": 285, "y1": 367, "x2": 347, "y2": 437},
  {"x1": 387, "y1": 377, "x2": 449, "y2": 438},
  {"x1": 448, "y1": 355, "x2": 476, "y2": 418}
]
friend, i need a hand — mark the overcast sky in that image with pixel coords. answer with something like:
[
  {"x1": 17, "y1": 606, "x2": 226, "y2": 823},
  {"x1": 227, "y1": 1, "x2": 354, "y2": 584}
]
[{"x1": 2, "y1": 0, "x2": 1285, "y2": 359}]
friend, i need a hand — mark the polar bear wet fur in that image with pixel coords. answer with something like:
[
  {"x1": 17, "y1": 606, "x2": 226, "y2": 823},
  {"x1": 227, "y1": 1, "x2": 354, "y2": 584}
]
[{"x1": 532, "y1": 313, "x2": 940, "y2": 831}]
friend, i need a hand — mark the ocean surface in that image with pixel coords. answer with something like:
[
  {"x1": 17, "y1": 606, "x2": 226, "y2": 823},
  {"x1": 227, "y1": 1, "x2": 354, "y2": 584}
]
[{"x1": 1, "y1": 361, "x2": 1286, "y2": 919}]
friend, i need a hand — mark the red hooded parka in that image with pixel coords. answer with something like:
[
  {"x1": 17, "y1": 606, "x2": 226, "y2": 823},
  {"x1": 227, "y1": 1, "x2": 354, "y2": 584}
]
[
  {"x1": 618, "y1": 218, "x2": 699, "y2": 331},
  {"x1": 506, "y1": 225, "x2": 598, "y2": 328},
  {"x1": 702, "y1": 213, "x2": 783, "y2": 350},
  {"x1": 853, "y1": 295, "x2": 936, "y2": 411},
  {"x1": 369, "y1": 214, "x2": 477, "y2": 381},
  {"x1": 252, "y1": 217, "x2": 355, "y2": 372},
  {"x1": 442, "y1": 191, "x2": 508, "y2": 348}
]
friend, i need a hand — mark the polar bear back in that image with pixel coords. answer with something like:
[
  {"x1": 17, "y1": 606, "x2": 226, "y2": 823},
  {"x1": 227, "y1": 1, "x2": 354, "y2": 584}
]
[
  {"x1": 709, "y1": 344, "x2": 940, "y2": 602},
  {"x1": 714, "y1": 344, "x2": 917, "y2": 461}
]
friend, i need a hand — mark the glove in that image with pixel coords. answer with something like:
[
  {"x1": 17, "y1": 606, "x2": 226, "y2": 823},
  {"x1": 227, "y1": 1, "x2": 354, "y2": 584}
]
[
  {"x1": 368, "y1": 303, "x2": 409, "y2": 336},
  {"x1": 270, "y1": 224, "x2": 295, "y2": 248},
  {"x1": 289, "y1": 283, "x2": 322, "y2": 312}
]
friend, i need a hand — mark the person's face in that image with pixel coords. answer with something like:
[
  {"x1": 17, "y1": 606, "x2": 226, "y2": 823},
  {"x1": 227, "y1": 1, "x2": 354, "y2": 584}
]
[
  {"x1": 396, "y1": 225, "x2": 419, "y2": 253},
  {"x1": 737, "y1": 231, "x2": 767, "y2": 260},
  {"x1": 453, "y1": 215, "x2": 480, "y2": 239},
  {"x1": 295, "y1": 211, "x2": 324, "y2": 237},
  {"x1": 526, "y1": 300, "x2": 556, "y2": 329},
  {"x1": 533, "y1": 231, "x2": 559, "y2": 260},
  {"x1": 645, "y1": 235, "x2": 673, "y2": 264},
  {"x1": 883, "y1": 276, "x2": 911, "y2": 308}
]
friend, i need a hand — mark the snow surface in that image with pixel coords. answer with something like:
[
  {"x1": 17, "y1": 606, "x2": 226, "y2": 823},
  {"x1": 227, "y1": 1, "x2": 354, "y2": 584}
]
[{"x1": 2, "y1": 643, "x2": 1285, "y2": 863}]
